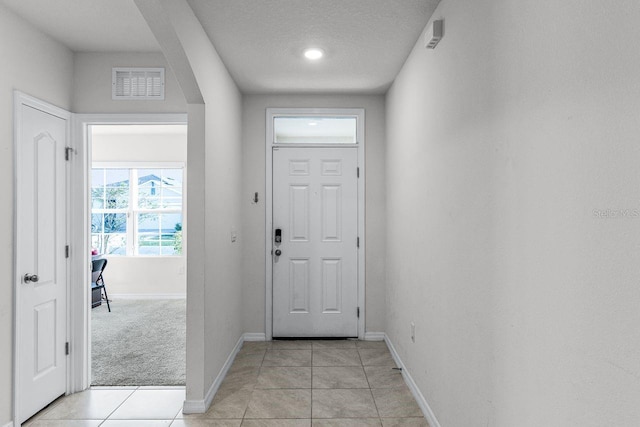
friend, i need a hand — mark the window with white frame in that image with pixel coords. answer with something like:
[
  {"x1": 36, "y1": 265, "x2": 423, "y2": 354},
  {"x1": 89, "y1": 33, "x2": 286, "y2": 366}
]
[{"x1": 91, "y1": 165, "x2": 184, "y2": 256}]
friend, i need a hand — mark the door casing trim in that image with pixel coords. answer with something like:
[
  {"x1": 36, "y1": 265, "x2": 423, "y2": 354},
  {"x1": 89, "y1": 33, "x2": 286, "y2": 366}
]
[
  {"x1": 70, "y1": 113, "x2": 187, "y2": 393},
  {"x1": 265, "y1": 108, "x2": 365, "y2": 340}
]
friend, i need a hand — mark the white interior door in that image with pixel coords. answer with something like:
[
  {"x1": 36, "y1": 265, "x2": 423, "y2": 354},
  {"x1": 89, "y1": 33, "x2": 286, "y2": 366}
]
[
  {"x1": 272, "y1": 147, "x2": 358, "y2": 337},
  {"x1": 16, "y1": 100, "x2": 69, "y2": 424}
]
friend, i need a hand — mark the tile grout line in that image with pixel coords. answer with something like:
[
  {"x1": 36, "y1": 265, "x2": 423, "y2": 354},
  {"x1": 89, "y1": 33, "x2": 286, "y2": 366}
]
[
  {"x1": 359, "y1": 347, "x2": 384, "y2": 425},
  {"x1": 102, "y1": 387, "x2": 146, "y2": 424},
  {"x1": 241, "y1": 352, "x2": 264, "y2": 421},
  {"x1": 311, "y1": 347, "x2": 315, "y2": 420},
  {"x1": 171, "y1": 400, "x2": 183, "y2": 424},
  {"x1": 365, "y1": 348, "x2": 400, "y2": 425}
]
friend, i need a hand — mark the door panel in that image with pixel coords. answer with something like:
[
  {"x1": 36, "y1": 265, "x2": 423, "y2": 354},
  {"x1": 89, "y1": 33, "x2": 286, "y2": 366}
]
[
  {"x1": 289, "y1": 258, "x2": 310, "y2": 313},
  {"x1": 321, "y1": 185, "x2": 342, "y2": 241},
  {"x1": 321, "y1": 258, "x2": 342, "y2": 313},
  {"x1": 17, "y1": 103, "x2": 68, "y2": 424},
  {"x1": 34, "y1": 300, "x2": 57, "y2": 376},
  {"x1": 290, "y1": 185, "x2": 310, "y2": 240},
  {"x1": 273, "y1": 147, "x2": 358, "y2": 337}
]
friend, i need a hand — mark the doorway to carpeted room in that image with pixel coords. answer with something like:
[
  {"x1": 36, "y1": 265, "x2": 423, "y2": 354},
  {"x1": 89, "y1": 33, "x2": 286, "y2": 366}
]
[
  {"x1": 89, "y1": 123, "x2": 187, "y2": 387},
  {"x1": 91, "y1": 298, "x2": 186, "y2": 386}
]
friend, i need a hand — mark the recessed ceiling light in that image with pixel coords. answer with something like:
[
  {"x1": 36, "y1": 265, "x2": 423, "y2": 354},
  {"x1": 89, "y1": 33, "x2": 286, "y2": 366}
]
[
  {"x1": 308, "y1": 122, "x2": 318, "y2": 126},
  {"x1": 304, "y1": 48, "x2": 324, "y2": 60}
]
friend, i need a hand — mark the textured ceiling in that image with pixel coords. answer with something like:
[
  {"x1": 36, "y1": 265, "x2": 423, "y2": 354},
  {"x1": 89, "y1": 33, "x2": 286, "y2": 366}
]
[
  {"x1": 2, "y1": 0, "x2": 160, "y2": 52},
  {"x1": 187, "y1": 0, "x2": 440, "y2": 94},
  {"x1": 3, "y1": 0, "x2": 440, "y2": 94}
]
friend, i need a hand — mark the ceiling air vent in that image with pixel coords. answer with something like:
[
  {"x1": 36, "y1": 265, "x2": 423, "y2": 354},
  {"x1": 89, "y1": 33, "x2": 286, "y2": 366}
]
[{"x1": 112, "y1": 67, "x2": 165, "y2": 100}]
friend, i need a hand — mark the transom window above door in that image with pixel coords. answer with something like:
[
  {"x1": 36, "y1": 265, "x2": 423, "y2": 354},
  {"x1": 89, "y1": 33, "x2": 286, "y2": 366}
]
[
  {"x1": 91, "y1": 165, "x2": 184, "y2": 256},
  {"x1": 273, "y1": 116, "x2": 357, "y2": 144}
]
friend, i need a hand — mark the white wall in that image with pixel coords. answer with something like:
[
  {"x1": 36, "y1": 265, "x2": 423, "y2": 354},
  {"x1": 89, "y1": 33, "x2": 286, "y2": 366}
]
[
  {"x1": 73, "y1": 52, "x2": 186, "y2": 113},
  {"x1": 92, "y1": 130, "x2": 187, "y2": 162},
  {"x1": 149, "y1": 0, "x2": 244, "y2": 407},
  {"x1": 0, "y1": 5, "x2": 74, "y2": 425},
  {"x1": 241, "y1": 94, "x2": 386, "y2": 335},
  {"x1": 92, "y1": 128, "x2": 187, "y2": 296},
  {"x1": 386, "y1": 1, "x2": 640, "y2": 426},
  {"x1": 102, "y1": 257, "x2": 185, "y2": 296}
]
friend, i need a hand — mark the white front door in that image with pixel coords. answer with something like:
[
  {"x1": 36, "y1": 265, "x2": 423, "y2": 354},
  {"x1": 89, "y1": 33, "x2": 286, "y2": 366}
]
[
  {"x1": 272, "y1": 147, "x2": 358, "y2": 337},
  {"x1": 16, "y1": 98, "x2": 69, "y2": 424}
]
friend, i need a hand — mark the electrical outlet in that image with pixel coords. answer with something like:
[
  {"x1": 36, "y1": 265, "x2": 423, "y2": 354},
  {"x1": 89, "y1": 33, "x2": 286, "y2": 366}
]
[{"x1": 410, "y1": 321, "x2": 416, "y2": 343}]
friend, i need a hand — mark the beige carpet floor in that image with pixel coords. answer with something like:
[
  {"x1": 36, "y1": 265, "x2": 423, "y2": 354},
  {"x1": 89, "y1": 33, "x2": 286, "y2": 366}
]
[{"x1": 91, "y1": 298, "x2": 186, "y2": 386}]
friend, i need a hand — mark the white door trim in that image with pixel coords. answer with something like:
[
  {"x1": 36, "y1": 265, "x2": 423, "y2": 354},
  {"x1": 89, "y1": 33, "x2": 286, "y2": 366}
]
[
  {"x1": 265, "y1": 108, "x2": 365, "y2": 340},
  {"x1": 70, "y1": 113, "x2": 187, "y2": 391},
  {"x1": 13, "y1": 91, "x2": 72, "y2": 423}
]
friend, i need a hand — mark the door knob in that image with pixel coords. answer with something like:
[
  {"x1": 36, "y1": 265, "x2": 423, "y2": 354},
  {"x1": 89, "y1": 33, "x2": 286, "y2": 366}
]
[
  {"x1": 274, "y1": 249, "x2": 282, "y2": 256},
  {"x1": 24, "y1": 274, "x2": 39, "y2": 283}
]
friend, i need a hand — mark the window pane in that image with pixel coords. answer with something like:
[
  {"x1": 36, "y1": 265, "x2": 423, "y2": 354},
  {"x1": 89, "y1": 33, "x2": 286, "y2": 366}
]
[
  {"x1": 162, "y1": 213, "x2": 182, "y2": 233},
  {"x1": 138, "y1": 212, "x2": 159, "y2": 232},
  {"x1": 274, "y1": 117, "x2": 357, "y2": 144},
  {"x1": 91, "y1": 195, "x2": 104, "y2": 209},
  {"x1": 91, "y1": 233, "x2": 126, "y2": 255},
  {"x1": 137, "y1": 168, "x2": 183, "y2": 209},
  {"x1": 104, "y1": 169, "x2": 129, "y2": 209},
  {"x1": 138, "y1": 169, "x2": 161, "y2": 208},
  {"x1": 162, "y1": 168, "x2": 183, "y2": 184},
  {"x1": 104, "y1": 234, "x2": 127, "y2": 255},
  {"x1": 104, "y1": 169, "x2": 129, "y2": 185},
  {"x1": 137, "y1": 213, "x2": 182, "y2": 256},
  {"x1": 92, "y1": 213, "x2": 127, "y2": 255},
  {"x1": 92, "y1": 213, "x2": 127, "y2": 234},
  {"x1": 92, "y1": 169, "x2": 105, "y2": 187},
  {"x1": 160, "y1": 169, "x2": 183, "y2": 209},
  {"x1": 91, "y1": 169, "x2": 105, "y2": 209},
  {"x1": 102, "y1": 213, "x2": 127, "y2": 233},
  {"x1": 137, "y1": 212, "x2": 159, "y2": 255},
  {"x1": 91, "y1": 214, "x2": 103, "y2": 233},
  {"x1": 161, "y1": 213, "x2": 182, "y2": 255}
]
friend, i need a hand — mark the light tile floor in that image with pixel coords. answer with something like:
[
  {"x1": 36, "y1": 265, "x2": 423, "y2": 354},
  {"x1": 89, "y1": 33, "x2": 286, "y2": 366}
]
[{"x1": 24, "y1": 340, "x2": 429, "y2": 426}]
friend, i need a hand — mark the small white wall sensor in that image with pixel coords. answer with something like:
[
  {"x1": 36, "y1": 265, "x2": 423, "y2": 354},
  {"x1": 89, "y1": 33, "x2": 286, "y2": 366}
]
[{"x1": 425, "y1": 20, "x2": 443, "y2": 49}]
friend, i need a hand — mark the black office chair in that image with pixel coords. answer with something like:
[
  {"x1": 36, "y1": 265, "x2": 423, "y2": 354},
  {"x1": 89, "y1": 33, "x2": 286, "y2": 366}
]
[{"x1": 91, "y1": 257, "x2": 111, "y2": 312}]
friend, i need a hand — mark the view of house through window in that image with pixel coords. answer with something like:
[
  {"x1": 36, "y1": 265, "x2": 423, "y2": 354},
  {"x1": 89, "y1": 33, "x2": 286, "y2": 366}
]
[{"x1": 91, "y1": 166, "x2": 184, "y2": 256}]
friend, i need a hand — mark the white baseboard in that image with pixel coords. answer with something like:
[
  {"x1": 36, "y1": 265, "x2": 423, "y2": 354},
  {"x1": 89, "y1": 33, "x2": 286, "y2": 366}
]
[
  {"x1": 384, "y1": 334, "x2": 442, "y2": 427},
  {"x1": 182, "y1": 334, "x2": 245, "y2": 414},
  {"x1": 2, "y1": 421, "x2": 14, "y2": 427},
  {"x1": 109, "y1": 293, "x2": 186, "y2": 299},
  {"x1": 243, "y1": 333, "x2": 266, "y2": 341},
  {"x1": 363, "y1": 332, "x2": 385, "y2": 341}
]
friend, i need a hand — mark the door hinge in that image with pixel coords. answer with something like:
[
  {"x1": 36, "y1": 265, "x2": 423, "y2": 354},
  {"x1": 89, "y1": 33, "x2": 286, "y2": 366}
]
[
  {"x1": 357, "y1": 307, "x2": 360, "y2": 318},
  {"x1": 357, "y1": 167, "x2": 360, "y2": 178},
  {"x1": 65, "y1": 245, "x2": 69, "y2": 258},
  {"x1": 65, "y1": 147, "x2": 74, "y2": 161},
  {"x1": 65, "y1": 342, "x2": 70, "y2": 356},
  {"x1": 357, "y1": 237, "x2": 360, "y2": 248}
]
